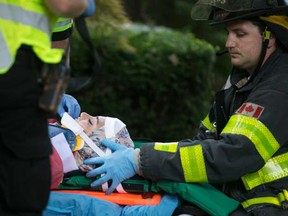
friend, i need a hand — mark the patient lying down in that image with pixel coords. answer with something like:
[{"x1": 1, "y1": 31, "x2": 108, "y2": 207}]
[
  {"x1": 47, "y1": 112, "x2": 181, "y2": 216},
  {"x1": 50, "y1": 112, "x2": 134, "y2": 172}
]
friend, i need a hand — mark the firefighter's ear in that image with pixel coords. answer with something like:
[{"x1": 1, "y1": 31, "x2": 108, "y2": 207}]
[{"x1": 267, "y1": 34, "x2": 276, "y2": 48}]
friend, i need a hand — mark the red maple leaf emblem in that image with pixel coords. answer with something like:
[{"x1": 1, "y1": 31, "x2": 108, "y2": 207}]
[
  {"x1": 245, "y1": 105, "x2": 254, "y2": 113},
  {"x1": 236, "y1": 103, "x2": 264, "y2": 119}
]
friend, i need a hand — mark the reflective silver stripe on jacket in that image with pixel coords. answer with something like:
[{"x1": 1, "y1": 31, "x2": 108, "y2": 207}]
[
  {"x1": 0, "y1": 2, "x2": 50, "y2": 70},
  {"x1": 0, "y1": 3, "x2": 50, "y2": 33},
  {"x1": 0, "y1": 31, "x2": 11, "y2": 70},
  {"x1": 54, "y1": 19, "x2": 72, "y2": 28}
]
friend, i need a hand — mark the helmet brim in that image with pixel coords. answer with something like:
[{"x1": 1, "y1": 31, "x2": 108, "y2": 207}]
[
  {"x1": 191, "y1": 0, "x2": 288, "y2": 26},
  {"x1": 260, "y1": 16, "x2": 288, "y2": 50}
]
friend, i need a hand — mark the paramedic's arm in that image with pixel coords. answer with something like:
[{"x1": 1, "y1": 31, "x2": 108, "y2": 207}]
[{"x1": 44, "y1": 0, "x2": 88, "y2": 17}]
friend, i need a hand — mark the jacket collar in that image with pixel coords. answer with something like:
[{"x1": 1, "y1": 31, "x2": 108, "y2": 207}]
[{"x1": 229, "y1": 48, "x2": 282, "y2": 92}]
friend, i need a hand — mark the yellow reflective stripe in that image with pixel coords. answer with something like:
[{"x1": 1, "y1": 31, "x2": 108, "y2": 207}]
[
  {"x1": 180, "y1": 145, "x2": 208, "y2": 182},
  {"x1": 154, "y1": 142, "x2": 178, "y2": 153},
  {"x1": 241, "y1": 197, "x2": 281, "y2": 209},
  {"x1": 221, "y1": 115, "x2": 280, "y2": 161},
  {"x1": 53, "y1": 18, "x2": 73, "y2": 33},
  {"x1": 202, "y1": 114, "x2": 215, "y2": 131},
  {"x1": 242, "y1": 190, "x2": 288, "y2": 209},
  {"x1": 33, "y1": 46, "x2": 63, "y2": 64},
  {"x1": 242, "y1": 152, "x2": 288, "y2": 190},
  {"x1": 278, "y1": 190, "x2": 288, "y2": 203}
]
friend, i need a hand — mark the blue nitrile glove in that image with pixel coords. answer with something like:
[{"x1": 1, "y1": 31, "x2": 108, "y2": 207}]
[
  {"x1": 121, "y1": 194, "x2": 182, "y2": 216},
  {"x1": 57, "y1": 94, "x2": 81, "y2": 119},
  {"x1": 83, "y1": 0, "x2": 96, "y2": 17},
  {"x1": 84, "y1": 139, "x2": 138, "y2": 195}
]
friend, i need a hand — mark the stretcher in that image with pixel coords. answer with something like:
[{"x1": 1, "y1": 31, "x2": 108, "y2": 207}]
[
  {"x1": 46, "y1": 180, "x2": 239, "y2": 216},
  {"x1": 46, "y1": 114, "x2": 240, "y2": 216},
  {"x1": 52, "y1": 173, "x2": 239, "y2": 215}
]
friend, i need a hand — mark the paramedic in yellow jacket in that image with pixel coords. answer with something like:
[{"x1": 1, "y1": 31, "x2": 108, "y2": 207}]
[
  {"x1": 85, "y1": 1, "x2": 288, "y2": 215},
  {"x1": 0, "y1": 1, "x2": 88, "y2": 215}
]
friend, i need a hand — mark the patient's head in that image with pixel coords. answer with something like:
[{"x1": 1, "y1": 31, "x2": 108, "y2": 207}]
[
  {"x1": 76, "y1": 112, "x2": 105, "y2": 136},
  {"x1": 73, "y1": 112, "x2": 134, "y2": 172}
]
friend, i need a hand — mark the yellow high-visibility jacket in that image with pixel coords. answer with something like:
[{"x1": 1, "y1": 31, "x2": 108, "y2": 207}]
[{"x1": 0, "y1": 0, "x2": 63, "y2": 74}]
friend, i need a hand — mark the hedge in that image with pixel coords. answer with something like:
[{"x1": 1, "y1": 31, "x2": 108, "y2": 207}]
[{"x1": 70, "y1": 23, "x2": 216, "y2": 141}]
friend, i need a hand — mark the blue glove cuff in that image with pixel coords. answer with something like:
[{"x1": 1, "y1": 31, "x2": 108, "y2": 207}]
[
  {"x1": 133, "y1": 148, "x2": 141, "y2": 175},
  {"x1": 83, "y1": 0, "x2": 96, "y2": 17}
]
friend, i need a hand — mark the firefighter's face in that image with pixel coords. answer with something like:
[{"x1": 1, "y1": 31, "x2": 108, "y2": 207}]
[
  {"x1": 225, "y1": 20, "x2": 263, "y2": 74},
  {"x1": 76, "y1": 112, "x2": 105, "y2": 135}
]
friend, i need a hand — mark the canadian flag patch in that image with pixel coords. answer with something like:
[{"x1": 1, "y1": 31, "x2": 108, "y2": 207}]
[{"x1": 236, "y1": 102, "x2": 264, "y2": 119}]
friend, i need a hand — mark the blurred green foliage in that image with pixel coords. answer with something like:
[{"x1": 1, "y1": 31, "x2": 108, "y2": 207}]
[
  {"x1": 123, "y1": 0, "x2": 231, "y2": 88},
  {"x1": 70, "y1": 22, "x2": 217, "y2": 141}
]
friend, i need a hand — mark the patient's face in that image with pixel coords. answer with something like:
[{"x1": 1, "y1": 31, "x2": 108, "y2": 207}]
[{"x1": 76, "y1": 112, "x2": 105, "y2": 135}]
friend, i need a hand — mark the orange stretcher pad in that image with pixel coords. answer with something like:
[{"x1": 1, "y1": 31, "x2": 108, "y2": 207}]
[{"x1": 54, "y1": 190, "x2": 162, "y2": 206}]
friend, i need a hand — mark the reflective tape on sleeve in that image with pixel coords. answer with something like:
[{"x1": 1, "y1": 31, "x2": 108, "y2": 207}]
[
  {"x1": 221, "y1": 114, "x2": 280, "y2": 162},
  {"x1": 154, "y1": 142, "x2": 178, "y2": 153},
  {"x1": 242, "y1": 152, "x2": 288, "y2": 190},
  {"x1": 53, "y1": 18, "x2": 73, "y2": 33},
  {"x1": 180, "y1": 144, "x2": 208, "y2": 182},
  {"x1": 202, "y1": 114, "x2": 216, "y2": 131}
]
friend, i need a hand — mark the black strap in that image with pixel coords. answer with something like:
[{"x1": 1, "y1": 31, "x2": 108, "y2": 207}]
[
  {"x1": 215, "y1": 89, "x2": 228, "y2": 138},
  {"x1": 67, "y1": 16, "x2": 101, "y2": 92}
]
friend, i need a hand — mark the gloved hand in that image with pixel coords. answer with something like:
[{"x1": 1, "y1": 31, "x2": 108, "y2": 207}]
[
  {"x1": 84, "y1": 139, "x2": 138, "y2": 194},
  {"x1": 57, "y1": 94, "x2": 81, "y2": 119},
  {"x1": 83, "y1": 0, "x2": 96, "y2": 17},
  {"x1": 121, "y1": 194, "x2": 182, "y2": 216}
]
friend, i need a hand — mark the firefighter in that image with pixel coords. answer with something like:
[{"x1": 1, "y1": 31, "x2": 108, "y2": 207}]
[
  {"x1": 0, "y1": 1, "x2": 88, "y2": 215},
  {"x1": 84, "y1": 0, "x2": 288, "y2": 215}
]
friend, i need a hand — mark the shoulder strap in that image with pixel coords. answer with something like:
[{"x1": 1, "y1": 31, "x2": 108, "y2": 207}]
[{"x1": 67, "y1": 16, "x2": 101, "y2": 92}]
